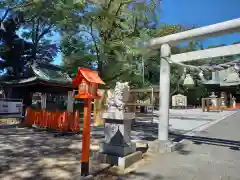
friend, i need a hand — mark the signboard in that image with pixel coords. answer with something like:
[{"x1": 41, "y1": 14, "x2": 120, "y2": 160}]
[
  {"x1": 172, "y1": 94, "x2": 187, "y2": 108},
  {"x1": 67, "y1": 91, "x2": 74, "y2": 112},
  {"x1": 0, "y1": 98, "x2": 23, "y2": 117}
]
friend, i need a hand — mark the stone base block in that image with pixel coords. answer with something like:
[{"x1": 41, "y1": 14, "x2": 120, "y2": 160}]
[
  {"x1": 93, "y1": 151, "x2": 142, "y2": 169},
  {"x1": 149, "y1": 140, "x2": 181, "y2": 153},
  {"x1": 100, "y1": 142, "x2": 136, "y2": 157},
  {"x1": 103, "y1": 110, "x2": 135, "y2": 120},
  {"x1": 74, "y1": 175, "x2": 93, "y2": 180}
]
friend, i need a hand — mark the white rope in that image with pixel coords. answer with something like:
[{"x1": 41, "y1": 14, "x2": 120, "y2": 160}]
[{"x1": 164, "y1": 56, "x2": 240, "y2": 72}]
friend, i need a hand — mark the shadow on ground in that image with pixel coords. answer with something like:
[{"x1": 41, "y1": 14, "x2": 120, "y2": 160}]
[
  {"x1": 0, "y1": 124, "x2": 101, "y2": 180},
  {"x1": 95, "y1": 170, "x2": 164, "y2": 180},
  {"x1": 175, "y1": 143, "x2": 192, "y2": 155},
  {"x1": 131, "y1": 121, "x2": 191, "y2": 141},
  {"x1": 171, "y1": 133, "x2": 240, "y2": 151}
]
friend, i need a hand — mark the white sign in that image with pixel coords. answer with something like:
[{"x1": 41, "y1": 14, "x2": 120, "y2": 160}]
[
  {"x1": 67, "y1": 91, "x2": 74, "y2": 112},
  {"x1": 0, "y1": 99, "x2": 23, "y2": 117},
  {"x1": 147, "y1": 106, "x2": 153, "y2": 113},
  {"x1": 172, "y1": 94, "x2": 187, "y2": 107}
]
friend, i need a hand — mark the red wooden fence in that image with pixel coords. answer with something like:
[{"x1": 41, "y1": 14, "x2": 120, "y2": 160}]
[{"x1": 23, "y1": 108, "x2": 80, "y2": 132}]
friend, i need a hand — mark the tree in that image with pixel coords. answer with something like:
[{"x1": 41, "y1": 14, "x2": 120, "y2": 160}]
[
  {"x1": 18, "y1": 0, "x2": 62, "y2": 63},
  {"x1": 0, "y1": 10, "x2": 31, "y2": 76},
  {"x1": 61, "y1": 35, "x2": 96, "y2": 75},
  {"x1": 60, "y1": 0, "x2": 158, "y2": 87},
  {"x1": 18, "y1": 0, "x2": 85, "y2": 64},
  {"x1": 0, "y1": 0, "x2": 66, "y2": 75},
  {"x1": 142, "y1": 25, "x2": 188, "y2": 86},
  {"x1": 59, "y1": 1, "x2": 194, "y2": 89}
]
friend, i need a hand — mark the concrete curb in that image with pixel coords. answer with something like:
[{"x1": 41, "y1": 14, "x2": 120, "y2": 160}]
[
  {"x1": 92, "y1": 151, "x2": 143, "y2": 170},
  {"x1": 149, "y1": 140, "x2": 182, "y2": 153}
]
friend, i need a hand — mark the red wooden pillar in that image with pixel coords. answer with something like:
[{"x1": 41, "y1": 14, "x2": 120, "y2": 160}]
[{"x1": 81, "y1": 99, "x2": 92, "y2": 176}]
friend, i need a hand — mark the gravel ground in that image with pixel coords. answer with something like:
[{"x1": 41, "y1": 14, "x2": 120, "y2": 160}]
[{"x1": 0, "y1": 125, "x2": 104, "y2": 180}]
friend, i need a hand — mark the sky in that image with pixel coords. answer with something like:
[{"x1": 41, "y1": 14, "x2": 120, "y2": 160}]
[
  {"x1": 160, "y1": 0, "x2": 240, "y2": 47},
  {"x1": 53, "y1": 0, "x2": 240, "y2": 65}
]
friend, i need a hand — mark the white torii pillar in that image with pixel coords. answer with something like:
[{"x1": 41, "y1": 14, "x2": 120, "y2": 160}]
[{"x1": 158, "y1": 44, "x2": 171, "y2": 141}]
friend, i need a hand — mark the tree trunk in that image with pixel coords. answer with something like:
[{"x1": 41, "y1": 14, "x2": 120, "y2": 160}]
[
  {"x1": 98, "y1": 60, "x2": 103, "y2": 78},
  {"x1": 98, "y1": 44, "x2": 104, "y2": 78},
  {"x1": 93, "y1": 89, "x2": 108, "y2": 126}
]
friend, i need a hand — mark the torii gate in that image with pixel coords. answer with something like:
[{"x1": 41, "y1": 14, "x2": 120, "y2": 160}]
[{"x1": 148, "y1": 18, "x2": 240, "y2": 142}]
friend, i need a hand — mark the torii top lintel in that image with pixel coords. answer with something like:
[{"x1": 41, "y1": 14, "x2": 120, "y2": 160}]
[{"x1": 72, "y1": 67, "x2": 105, "y2": 87}]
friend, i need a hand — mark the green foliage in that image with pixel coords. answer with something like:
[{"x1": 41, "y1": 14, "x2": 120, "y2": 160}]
[
  {"x1": 59, "y1": 0, "x2": 159, "y2": 87},
  {"x1": 61, "y1": 35, "x2": 96, "y2": 74},
  {"x1": 58, "y1": 0, "x2": 196, "y2": 89},
  {"x1": 0, "y1": 0, "x2": 63, "y2": 74}
]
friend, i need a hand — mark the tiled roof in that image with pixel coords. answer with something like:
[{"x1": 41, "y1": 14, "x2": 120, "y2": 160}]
[
  {"x1": 0, "y1": 63, "x2": 73, "y2": 87},
  {"x1": 32, "y1": 63, "x2": 72, "y2": 85}
]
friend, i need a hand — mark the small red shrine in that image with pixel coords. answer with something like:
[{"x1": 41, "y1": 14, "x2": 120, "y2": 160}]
[{"x1": 72, "y1": 67, "x2": 105, "y2": 99}]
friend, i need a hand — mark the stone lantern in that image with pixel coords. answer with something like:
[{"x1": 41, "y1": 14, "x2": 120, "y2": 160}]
[{"x1": 183, "y1": 74, "x2": 195, "y2": 89}]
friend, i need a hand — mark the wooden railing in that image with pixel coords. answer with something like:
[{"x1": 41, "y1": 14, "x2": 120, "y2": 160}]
[
  {"x1": 23, "y1": 108, "x2": 80, "y2": 132},
  {"x1": 201, "y1": 98, "x2": 224, "y2": 112}
]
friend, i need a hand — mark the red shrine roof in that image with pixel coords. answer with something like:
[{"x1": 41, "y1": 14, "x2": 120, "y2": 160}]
[{"x1": 72, "y1": 67, "x2": 105, "y2": 87}]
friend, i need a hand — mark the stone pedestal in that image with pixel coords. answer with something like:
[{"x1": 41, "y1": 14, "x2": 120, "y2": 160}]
[
  {"x1": 101, "y1": 110, "x2": 136, "y2": 156},
  {"x1": 93, "y1": 109, "x2": 142, "y2": 169}
]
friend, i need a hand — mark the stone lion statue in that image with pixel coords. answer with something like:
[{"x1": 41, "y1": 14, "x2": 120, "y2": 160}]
[{"x1": 106, "y1": 82, "x2": 130, "y2": 111}]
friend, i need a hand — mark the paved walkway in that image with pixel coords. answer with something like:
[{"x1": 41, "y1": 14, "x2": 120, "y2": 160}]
[{"x1": 124, "y1": 111, "x2": 240, "y2": 180}]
